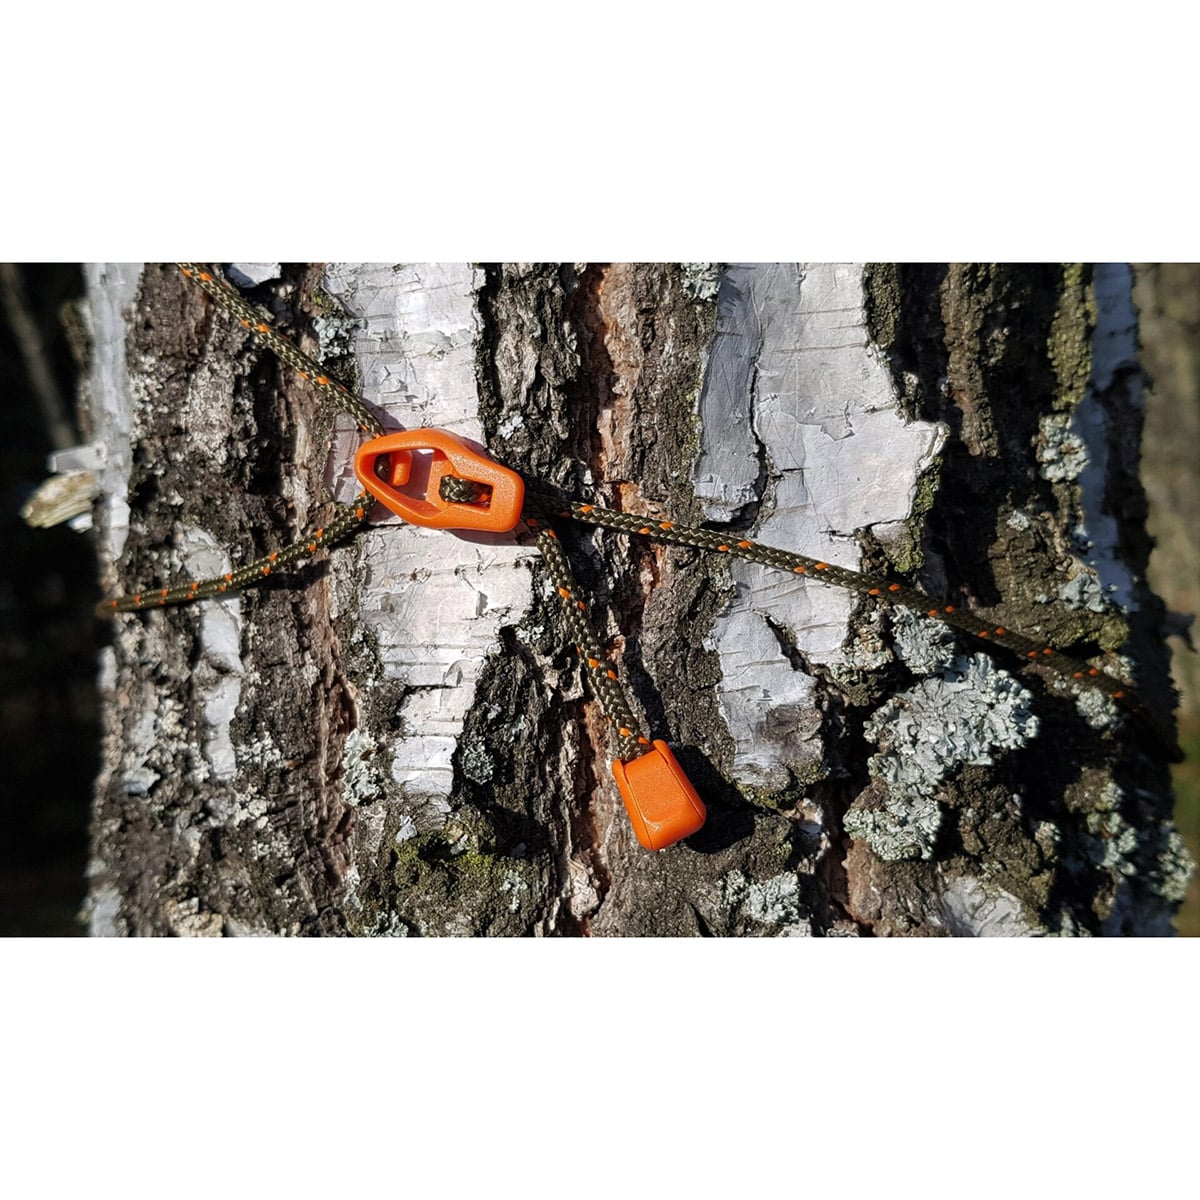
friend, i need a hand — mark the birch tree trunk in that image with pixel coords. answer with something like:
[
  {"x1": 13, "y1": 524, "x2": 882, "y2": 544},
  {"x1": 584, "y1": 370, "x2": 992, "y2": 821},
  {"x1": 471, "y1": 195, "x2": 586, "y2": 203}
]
[{"x1": 84, "y1": 263, "x2": 1192, "y2": 936}]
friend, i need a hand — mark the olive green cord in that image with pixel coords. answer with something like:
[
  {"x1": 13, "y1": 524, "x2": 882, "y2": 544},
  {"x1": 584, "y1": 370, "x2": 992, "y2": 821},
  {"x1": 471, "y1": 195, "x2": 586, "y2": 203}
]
[{"x1": 177, "y1": 263, "x2": 384, "y2": 438}]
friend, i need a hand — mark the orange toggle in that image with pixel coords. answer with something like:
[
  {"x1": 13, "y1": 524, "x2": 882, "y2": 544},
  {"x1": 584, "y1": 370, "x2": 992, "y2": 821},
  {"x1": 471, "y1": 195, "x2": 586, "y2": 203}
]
[
  {"x1": 612, "y1": 739, "x2": 706, "y2": 851},
  {"x1": 354, "y1": 429, "x2": 524, "y2": 532}
]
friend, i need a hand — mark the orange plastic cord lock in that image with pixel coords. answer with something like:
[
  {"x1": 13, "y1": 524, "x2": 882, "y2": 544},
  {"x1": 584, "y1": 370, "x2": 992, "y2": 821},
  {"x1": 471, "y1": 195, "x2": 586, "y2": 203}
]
[
  {"x1": 612, "y1": 739, "x2": 707, "y2": 851},
  {"x1": 354, "y1": 429, "x2": 525, "y2": 532}
]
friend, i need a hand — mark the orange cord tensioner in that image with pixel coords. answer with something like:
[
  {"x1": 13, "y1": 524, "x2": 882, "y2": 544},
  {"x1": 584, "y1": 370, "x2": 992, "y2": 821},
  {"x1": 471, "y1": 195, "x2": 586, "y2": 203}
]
[
  {"x1": 354, "y1": 428, "x2": 708, "y2": 852},
  {"x1": 612, "y1": 740, "x2": 707, "y2": 851},
  {"x1": 355, "y1": 429, "x2": 525, "y2": 532}
]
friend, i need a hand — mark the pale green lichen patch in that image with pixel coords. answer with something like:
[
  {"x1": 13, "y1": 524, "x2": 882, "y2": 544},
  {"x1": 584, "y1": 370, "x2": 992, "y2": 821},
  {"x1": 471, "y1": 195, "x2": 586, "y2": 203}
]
[
  {"x1": 1072, "y1": 685, "x2": 1123, "y2": 733},
  {"x1": 1147, "y1": 828, "x2": 1196, "y2": 905},
  {"x1": 890, "y1": 606, "x2": 958, "y2": 676},
  {"x1": 720, "y1": 869, "x2": 811, "y2": 935},
  {"x1": 1037, "y1": 411, "x2": 1088, "y2": 482},
  {"x1": 1083, "y1": 804, "x2": 1140, "y2": 876},
  {"x1": 1057, "y1": 568, "x2": 1113, "y2": 614},
  {"x1": 341, "y1": 728, "x2": 389, "y2": 807},
  {"x1": 456, "y1": 729, "x2": 496, "y2": 786},
  {"x1": 308, "y1": 288, "x2": 365, "y2": 398},
  {"x1": 867, "y1": 654, "x2": 1039, "y2": 789},
  {"x1": 1057, "y1": 776, "x2": 1195, "y2": 914},
  {"x1": 679, "y1": 263, "x2": 722, "y2": 303},
  {"x1": 843, "y1": 787, "x2": 943, "y2": 863},
  {"x1": 828, "y1": 609, "x2": 894, "y2": 705},
  {"x1": 848, "y1": 654, "x2": 1040, "y2": 862}
]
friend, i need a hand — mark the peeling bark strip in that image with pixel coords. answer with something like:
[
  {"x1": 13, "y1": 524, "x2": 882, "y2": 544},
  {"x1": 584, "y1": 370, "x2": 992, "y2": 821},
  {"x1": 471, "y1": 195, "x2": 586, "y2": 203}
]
[
  {"x1": 87, "y1": 264, "x2": 1192, "y2": 937},
  {"x1": 697, "y1": 264, "x2": 946, "y2": 788}
]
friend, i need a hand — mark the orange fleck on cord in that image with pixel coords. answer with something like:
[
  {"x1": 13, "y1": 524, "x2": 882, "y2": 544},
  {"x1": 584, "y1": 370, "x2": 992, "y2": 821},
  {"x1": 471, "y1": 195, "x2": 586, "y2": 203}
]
[
  {"x1": 268, "y1": 552, "x2": 278, "y2": 562},
  {"x1": 995, "y1": 627, "x2": 1007, "y2": 636},
  {"x1": 637, "y1": 736, "x2": 650, "y2": 745},
  {"x1": 577, "y1": 601, "x2": 586, "y2": 610},
  {"x1": 1088, "y1": 668, "x2": 1099, "y2": 677},
  {"x1": 639, "y1": 526, "x2": 652, "y2": 535},
  {"x1": 315, "y1": 528, "x2": 324, "y2": 538},
  {"x1": 607, "y1": 670, "x2": 618, "y2": 680},
  {"x1": 1042, "y1": 648, "x2": 1053, "y2": 656},
  {"x1": 868, "y1": 587, "x2": 881, "y2": 596},
  {"x1": 580, "y1": 504, "x2": 594, "y2": 513},
  {"x1": 1027, "y1": 651, "x2": 1038, "y2": 658},
  {"x1": 199, "y1": 272, "x2": 212, "y2": 282},
  {"x1": 547, "y1": 530, "x2": 558, "y2": 539},
  {"x1": 1073, "y1": 671, "x2": 1084, "y2": 678},
  {"x1": 979, "y1": 630, "x2": 990, "y2": 638},
  {"x1": 181, "y1": 267, "x2": 193, "y2": 277},
  {"x1": 355, "y1": 506, "x2": 365, "y2": 519},
  {"x1": 110, "y1": 600, "x2": 118, "y2": 609},
  {"x1": 618, "y1": 727, "x2": 632, "y2": 738},
  {"x1": 558, "y1": 587, "x2": 572, "y2": 599},
  {"x1": 660, "y1": 521, "x2": 674, "y2": 530},
  {"x1": 928, "y1": 608, "x2": 939, "y2": 618},
  {"x1": 738, "y1": 540, "x2": 752, "y2": 549},
  {"x1": 262, "y1": 566, "x2": 271, "y2": 576},
  {"x1": 1113, "y1": 690, "x2": 1125, "y2": 699},
  {"x1": 308, "y1": 543, "x2": 317, "y2": 553},
  {"x1": 219, "y1": 584, "x2": 227, "y2": 592},
  {"x1": 587, "y1": 657, "x2": 601, "y2": 669},
  {"x1": 316, "y1": 376, "x2": 330, "y2": 386},
  {"x1": 134, "y1": 595, "x2": 143, "y2": 605},
  {"x1": 241, "y1": 319, "x2": 250, "y2": 329},
  {"x1": 256, "y1": 323, "x2": 269, "y2": 333},
  {"x1": 888, "y1": 583, "x2": 901, "y2": 593},
  {"x1": 299, "y1": 370, "x2": 310, "y2": 380},
  {"x1": 944, "y1": 605, "x2": 956, "y2": 613},
  {"x1": 160, "y1": 588, "x2": 169, "y2": 597},
  {"x1": 718, "y1": 544, "x2": 730, "y2": 552},
  {"x1": 794, "y1": 566, "x2": 807, "y2": 574},
  {"x1": 815, "y1": 562, "x2": 829, "y2": 571},
  {"x1": 192, "y1": 581, "x2": 200, "y2": 590}
]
